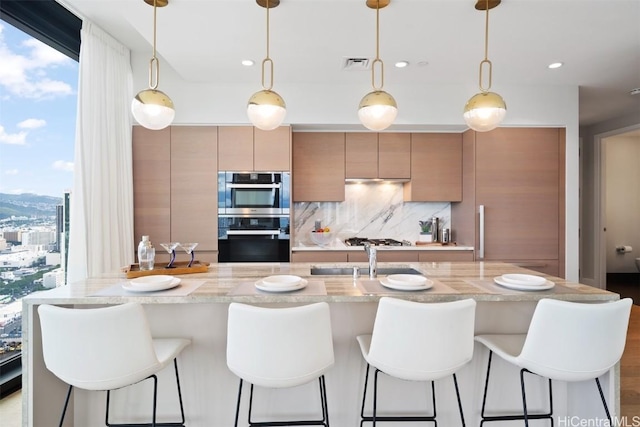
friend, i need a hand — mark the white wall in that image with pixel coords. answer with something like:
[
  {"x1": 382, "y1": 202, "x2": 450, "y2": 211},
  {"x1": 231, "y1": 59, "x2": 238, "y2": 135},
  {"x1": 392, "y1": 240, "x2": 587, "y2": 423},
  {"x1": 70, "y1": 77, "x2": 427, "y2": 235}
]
[
  {"x1": 132, "y1": 52, "x2": 581, "y2": 279},
  {"x1": 605, "y1": 135, "x2": 640, "y2": 273}
]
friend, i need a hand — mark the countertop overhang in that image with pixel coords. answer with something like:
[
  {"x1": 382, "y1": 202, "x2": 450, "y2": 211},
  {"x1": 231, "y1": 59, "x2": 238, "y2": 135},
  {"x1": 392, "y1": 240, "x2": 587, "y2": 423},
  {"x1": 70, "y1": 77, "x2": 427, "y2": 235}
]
[{"x1": 23, "y1": 261, "x2": 616, "y2": 306}]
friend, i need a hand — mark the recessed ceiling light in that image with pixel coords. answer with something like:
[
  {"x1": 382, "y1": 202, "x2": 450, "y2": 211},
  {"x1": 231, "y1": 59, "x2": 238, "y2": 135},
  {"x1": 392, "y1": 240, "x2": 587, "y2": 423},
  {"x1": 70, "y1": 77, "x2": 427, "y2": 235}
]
[
  {"x1": 630, "y1": 88, "x2": 640, "y2": 96},
  {"x1": 417, "y1": 60, "x2": 429, "y2": 67},
  {"x1": 241, "y1": 59, "x2": 255, "y2": 67},
  {"x1": 548, "y1": 62, "x2": 563, "y2": 69},
  {"x1": 394, "y1": 61, "x2": 409, "y2": 68}
]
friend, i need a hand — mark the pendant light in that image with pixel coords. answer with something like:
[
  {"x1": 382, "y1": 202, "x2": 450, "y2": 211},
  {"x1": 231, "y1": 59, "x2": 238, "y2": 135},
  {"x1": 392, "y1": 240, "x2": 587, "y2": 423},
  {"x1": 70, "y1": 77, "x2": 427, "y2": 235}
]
[
  {"x1": 131, "y1": 0, "x2": 175, "y2": 130},
  {"x1": 358, "y1": 0, "x2": 397, "y2": 132},
  {"x1": 463, "y1": 0, "x2": 507, "y2": 132},
  {"x1": 247, "y1": 0, "x2": 286, "y2": 131}
]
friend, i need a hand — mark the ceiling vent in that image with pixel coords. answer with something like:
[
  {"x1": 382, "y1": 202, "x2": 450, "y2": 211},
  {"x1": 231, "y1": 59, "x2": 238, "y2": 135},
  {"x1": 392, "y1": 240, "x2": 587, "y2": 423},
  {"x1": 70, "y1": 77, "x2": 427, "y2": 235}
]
[{"x1": 342, "y1": 57, "x2": 371, "y2": 71}]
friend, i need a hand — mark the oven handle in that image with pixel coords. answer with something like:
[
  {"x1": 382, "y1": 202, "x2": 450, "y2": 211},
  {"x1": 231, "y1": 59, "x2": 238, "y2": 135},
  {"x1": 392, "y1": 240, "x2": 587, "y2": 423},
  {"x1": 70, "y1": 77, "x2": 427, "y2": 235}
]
[
  {"x1": 227, "y1": 183, "x2": 280, "y2": 189},
  {"x1": 226, "y1": 230, "x2": 281, "y2": 236}
]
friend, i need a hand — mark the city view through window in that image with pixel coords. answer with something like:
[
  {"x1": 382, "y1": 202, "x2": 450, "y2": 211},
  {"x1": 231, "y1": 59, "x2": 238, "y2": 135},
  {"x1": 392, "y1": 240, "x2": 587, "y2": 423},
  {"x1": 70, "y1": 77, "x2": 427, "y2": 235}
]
[{"x1": 0, "y1": 20, "x2": 78, "y2": 366}]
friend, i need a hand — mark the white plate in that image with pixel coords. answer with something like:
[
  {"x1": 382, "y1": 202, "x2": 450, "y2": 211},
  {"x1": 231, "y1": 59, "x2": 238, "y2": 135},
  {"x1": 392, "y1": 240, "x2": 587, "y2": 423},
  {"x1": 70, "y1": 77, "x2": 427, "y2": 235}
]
[
  {"x1": 386, "y1": 274, "x2": 428, "y2": 286},
  {"x1": 379, "y1": 277, "x2": 433, "y2": 291},
  {"x1": 123, "y1": 277, "x2": 181, "y2": 292},
  {"x1": 255, "y1": 279, "x2": 308, "y2": 293},
  {"x1": 261, "y1": 275, "x2": 302, "y2": 287},
  {"x1": 501, "y1": 273, "x2": 547, "y2": 286},
  {"x1": 493, "y1": 276, "x2": 555, "y2": 291},
  {"x1": 130, "y1": 274, "x2": 174, "y2": 288}
]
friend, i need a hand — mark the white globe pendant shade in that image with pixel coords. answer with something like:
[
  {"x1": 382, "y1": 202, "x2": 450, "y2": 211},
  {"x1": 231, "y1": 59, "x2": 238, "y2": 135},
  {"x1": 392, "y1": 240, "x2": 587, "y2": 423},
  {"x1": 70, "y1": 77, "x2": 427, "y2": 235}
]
[
  {"x1": 463, "y1": 92, "x2": 506, "y2": 132},
  {"x1": 358, "y1": 90, "x2": 398, "y2": 131},
  {"x1": 131, "y1": 89, "x2": 175, "y2": 130},
  {"x1": 247, "y1": 89, "x2": 287, "y2": 131}
]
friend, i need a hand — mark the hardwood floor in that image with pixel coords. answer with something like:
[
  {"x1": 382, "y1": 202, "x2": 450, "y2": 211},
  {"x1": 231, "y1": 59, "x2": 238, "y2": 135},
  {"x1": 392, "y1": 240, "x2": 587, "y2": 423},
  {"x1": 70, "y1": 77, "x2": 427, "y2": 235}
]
[{"x1": 621, "y1": 303, "x2": 640, "y2": 417}]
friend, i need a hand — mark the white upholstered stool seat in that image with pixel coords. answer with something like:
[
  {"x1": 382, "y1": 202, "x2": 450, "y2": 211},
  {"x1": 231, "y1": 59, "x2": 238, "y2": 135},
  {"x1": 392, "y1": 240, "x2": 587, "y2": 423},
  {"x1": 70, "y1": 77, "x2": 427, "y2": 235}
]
[
  {"x1": 226, "y1": 302, "x2": 335, "y2": 427},
  {"x1": 356, "y1": 297, "x2": 477, "y2": 426},
  {"x1": 475, "y1": 298, "x2": 632, "y2": 426},
  {"x1": 38, "y1": 302, "x2": 191, "y2": 427}
]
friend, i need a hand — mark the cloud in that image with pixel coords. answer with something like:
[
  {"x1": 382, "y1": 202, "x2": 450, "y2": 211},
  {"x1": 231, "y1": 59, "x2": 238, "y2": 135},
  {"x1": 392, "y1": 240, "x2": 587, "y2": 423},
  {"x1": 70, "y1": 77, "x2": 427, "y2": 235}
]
[
  {"x1": 52, "y1": 160, "x2": 74, "y2": 172},
  {"x1": 4, "y1": 169, "x2": 19, "y2": 175},
  {"x1": 0, "y1": 23, "x2": 74, "y2": 99},
  {"x1": 5, "y1": 188, "x2": 31, "y2": 195},
  {"x1": 17, "y1": 118, "x2": 46, "y2": 129},
  {"x1": 0, "y1": 125, "x2": 27, "y2": 145}
]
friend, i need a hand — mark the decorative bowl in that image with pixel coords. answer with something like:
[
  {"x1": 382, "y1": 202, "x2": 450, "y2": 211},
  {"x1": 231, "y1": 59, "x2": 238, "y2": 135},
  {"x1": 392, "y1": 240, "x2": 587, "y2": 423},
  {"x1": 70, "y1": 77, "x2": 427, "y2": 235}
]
[{"x1": 310, "y1": 231, "x2": 333, "y2": 246}]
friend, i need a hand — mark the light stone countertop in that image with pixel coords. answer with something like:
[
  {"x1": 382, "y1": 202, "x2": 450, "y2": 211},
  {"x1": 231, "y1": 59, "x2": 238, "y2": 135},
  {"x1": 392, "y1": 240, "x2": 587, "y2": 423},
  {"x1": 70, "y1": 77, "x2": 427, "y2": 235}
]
[{"x1": 23, "y1": 261, "x2": 617, "y2": 306}]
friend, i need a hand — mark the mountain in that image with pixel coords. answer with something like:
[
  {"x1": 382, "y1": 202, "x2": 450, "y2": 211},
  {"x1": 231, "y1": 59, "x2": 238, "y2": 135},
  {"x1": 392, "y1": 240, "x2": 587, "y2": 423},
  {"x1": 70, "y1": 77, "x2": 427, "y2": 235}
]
[{"x1": 0, "y1": 193, "x2": 63, "y2": 219}]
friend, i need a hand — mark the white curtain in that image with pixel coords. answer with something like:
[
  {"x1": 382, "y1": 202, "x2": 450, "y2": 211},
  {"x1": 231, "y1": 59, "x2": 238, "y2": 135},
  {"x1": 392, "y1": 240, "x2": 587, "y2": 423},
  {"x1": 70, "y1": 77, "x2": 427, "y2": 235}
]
[{"x1": 67, "y1": 21, "x2": 134, "y2": 285}]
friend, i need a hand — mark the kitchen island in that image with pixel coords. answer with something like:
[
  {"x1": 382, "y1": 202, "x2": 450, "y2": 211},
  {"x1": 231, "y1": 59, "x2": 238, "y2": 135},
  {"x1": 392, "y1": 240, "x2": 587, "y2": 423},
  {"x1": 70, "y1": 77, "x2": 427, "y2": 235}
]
[{"x1": 22, "y1": 261, "x2": 619, "y2": 427}]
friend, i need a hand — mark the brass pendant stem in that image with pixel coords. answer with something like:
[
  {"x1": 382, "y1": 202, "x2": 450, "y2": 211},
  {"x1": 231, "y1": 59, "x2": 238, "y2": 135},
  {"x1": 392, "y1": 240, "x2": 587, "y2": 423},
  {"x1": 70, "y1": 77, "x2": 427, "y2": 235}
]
[
  {"x1": 375, "y1": 2, "x2": 380, "y2": 61},
  {"x1": 370, "y1": 0, "x2": 385, "y2": 90},
  {"x1": 260, "y1": 0, "x2": 274, "y2": 90},
  {"x1": 265, "y1": 0, "x2": 270, "y2": 60},
  {"x1": 478, "y1": 0, "x2": 492, "y2": 92},
  {"x1": 483, "y1": 0, "x2": 490, "y2": 62},
  {"x1": 148, "y1": 0, "x2": 160, "y2": 89}
]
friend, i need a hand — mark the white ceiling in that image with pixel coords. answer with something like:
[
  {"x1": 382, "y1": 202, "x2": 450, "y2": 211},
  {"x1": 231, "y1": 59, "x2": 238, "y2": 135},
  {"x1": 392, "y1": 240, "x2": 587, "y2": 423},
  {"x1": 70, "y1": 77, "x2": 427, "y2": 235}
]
[{"x1": 59, "y1": 0, "x2": 640, "y2": 127}]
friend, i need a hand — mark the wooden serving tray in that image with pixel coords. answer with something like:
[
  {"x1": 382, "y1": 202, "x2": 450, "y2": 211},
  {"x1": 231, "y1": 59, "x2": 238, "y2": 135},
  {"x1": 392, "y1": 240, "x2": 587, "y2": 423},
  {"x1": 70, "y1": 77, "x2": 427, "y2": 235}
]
[
  {"x1": 414, "y1": 241, "x2": 456, "y2": 246},
  {"x1": 125, "y1": 261, "x2": 209, "y2": 278}
]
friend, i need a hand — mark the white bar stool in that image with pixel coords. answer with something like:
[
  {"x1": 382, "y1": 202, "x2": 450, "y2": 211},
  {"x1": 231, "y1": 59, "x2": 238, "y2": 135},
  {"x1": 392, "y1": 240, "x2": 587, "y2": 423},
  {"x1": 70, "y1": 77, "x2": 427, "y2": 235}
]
[
  {"x1": 38, "y1": 302, "x2": 191, "y2": 427},
  {"x1": 475, "y1": 298, "x2": 632, "y2": 426},
  {"x1": 356, "y1": 297, "x2": 477, "y2": 426},
  {"x1": 226, "y1": 302, "x2": 335, "y2": 427}
]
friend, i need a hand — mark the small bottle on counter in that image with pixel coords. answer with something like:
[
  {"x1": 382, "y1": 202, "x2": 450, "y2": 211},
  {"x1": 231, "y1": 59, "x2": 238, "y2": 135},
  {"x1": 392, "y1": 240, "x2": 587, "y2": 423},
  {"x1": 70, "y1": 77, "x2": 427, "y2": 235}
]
[
  {"x1": 431, "y1": 217, "x2": 439, "y2": 242},
  {"x1": 137, "y1": 235, "x2": 155, "y2": 271}
]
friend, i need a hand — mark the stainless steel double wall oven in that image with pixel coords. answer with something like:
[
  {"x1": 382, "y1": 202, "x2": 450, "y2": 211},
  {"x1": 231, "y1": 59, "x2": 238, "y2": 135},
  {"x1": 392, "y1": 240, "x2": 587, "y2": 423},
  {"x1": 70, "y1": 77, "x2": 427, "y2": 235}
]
[{"x1": 218, "y1": 172, "x2": 290, "y2": 262}]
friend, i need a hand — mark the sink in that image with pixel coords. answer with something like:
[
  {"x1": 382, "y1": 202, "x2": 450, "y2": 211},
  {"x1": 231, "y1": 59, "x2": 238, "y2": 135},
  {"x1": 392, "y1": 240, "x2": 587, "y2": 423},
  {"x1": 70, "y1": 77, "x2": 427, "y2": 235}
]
[{"x1": 310, "y1": 267, "x2": 422, "y2": 276}]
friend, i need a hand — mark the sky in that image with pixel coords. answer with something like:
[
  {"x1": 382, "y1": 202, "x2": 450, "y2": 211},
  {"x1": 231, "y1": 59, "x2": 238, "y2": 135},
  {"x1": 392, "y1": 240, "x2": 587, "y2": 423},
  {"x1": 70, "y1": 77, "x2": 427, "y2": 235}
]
[{"x1": 0, "y1": 21, "x2": 78, "y2": 198}]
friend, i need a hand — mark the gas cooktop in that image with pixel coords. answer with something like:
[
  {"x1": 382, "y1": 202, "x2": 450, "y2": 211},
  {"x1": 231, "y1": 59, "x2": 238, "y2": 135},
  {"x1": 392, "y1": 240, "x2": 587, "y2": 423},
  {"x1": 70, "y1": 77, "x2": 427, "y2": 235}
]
[{"x1": 344, "y1": 237, "x2": 411, "y2": 247}]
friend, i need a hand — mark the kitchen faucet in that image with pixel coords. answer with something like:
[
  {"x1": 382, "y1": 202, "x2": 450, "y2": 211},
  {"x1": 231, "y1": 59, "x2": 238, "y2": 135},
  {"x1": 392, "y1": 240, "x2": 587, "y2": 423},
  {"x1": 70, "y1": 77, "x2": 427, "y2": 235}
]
[{"x1": 363, "y1": 242, "x2": 377, "y2": 279}]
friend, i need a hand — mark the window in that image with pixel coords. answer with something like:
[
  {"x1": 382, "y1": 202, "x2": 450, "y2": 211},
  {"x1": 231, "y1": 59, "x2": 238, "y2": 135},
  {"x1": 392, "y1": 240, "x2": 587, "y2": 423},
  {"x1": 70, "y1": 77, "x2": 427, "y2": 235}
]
[{"x1": 0, "y1": 0, "x2": 80, "y2": 397}]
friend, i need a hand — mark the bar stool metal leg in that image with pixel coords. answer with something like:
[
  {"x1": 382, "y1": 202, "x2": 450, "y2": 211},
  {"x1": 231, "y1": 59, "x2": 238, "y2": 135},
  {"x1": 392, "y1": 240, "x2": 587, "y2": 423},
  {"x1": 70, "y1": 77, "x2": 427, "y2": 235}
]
[
  {"x1": 235, "y1": 376, "x2": 330, "y2": 427},
  {"x1": 360, "y1": 362, "x2": 466, "y2": 426},
  {"x1": 595, "y1": 377, "x2": 612, "y2": 424},
  {"x1": 105, "y1": 359, "x2": 186, "y2": 427},
  {"x1": 58, "y1": 384, "x2": 73, "y2": 427},
  {"x1": 479, "y1": 350, "x2": 553, "y2": 426}
]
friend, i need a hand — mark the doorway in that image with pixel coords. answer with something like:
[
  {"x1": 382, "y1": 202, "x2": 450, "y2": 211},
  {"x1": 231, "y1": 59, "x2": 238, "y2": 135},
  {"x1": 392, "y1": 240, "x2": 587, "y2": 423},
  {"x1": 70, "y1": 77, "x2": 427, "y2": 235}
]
[{"x1": 595, "y1": 127, "x2": 640, "y2": 300}]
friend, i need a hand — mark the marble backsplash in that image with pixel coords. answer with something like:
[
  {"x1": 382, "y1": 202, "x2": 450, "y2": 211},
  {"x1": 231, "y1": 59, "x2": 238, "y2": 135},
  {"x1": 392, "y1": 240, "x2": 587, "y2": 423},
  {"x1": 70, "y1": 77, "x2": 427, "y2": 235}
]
[{"x1": 292, "y1": 183, "x2": 451, "y2": 246}]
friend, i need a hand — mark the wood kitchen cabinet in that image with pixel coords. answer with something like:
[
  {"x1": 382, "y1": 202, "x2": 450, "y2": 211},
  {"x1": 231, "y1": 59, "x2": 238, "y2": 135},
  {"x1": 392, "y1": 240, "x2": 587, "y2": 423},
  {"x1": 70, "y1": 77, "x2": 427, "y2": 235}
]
[
  {"x1": 292, "y1": 132, "x2": 345, "y2": 201},
  {"x1": 133, "y1": 126, "x2": 171, "y2": 247},
  {"x1": 133, "y1": 125, "x2": 218, "y2": 260},
  {"x1": 345, "y1": 132, "x2": 410, "y2": 179},
  {"x1": 218, "y1": 125, "x2": 290, "y2": 171},
  {"x1": 403, "y1": 133, "x2": 463, "y2": 202},
  {"x1": 451, "y1": 128, "x2": 566, "y2": 277},
  {"x1": 170, "y1": 126, "x2": 218, "y2": 252}
]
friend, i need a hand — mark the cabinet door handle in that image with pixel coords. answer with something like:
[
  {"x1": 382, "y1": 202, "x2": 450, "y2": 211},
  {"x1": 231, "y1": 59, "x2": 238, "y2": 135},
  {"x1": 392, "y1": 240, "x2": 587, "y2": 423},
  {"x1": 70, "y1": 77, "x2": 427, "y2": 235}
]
[{"x1": 478, "y1": 205, "x2": 485, "y2": 260}]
